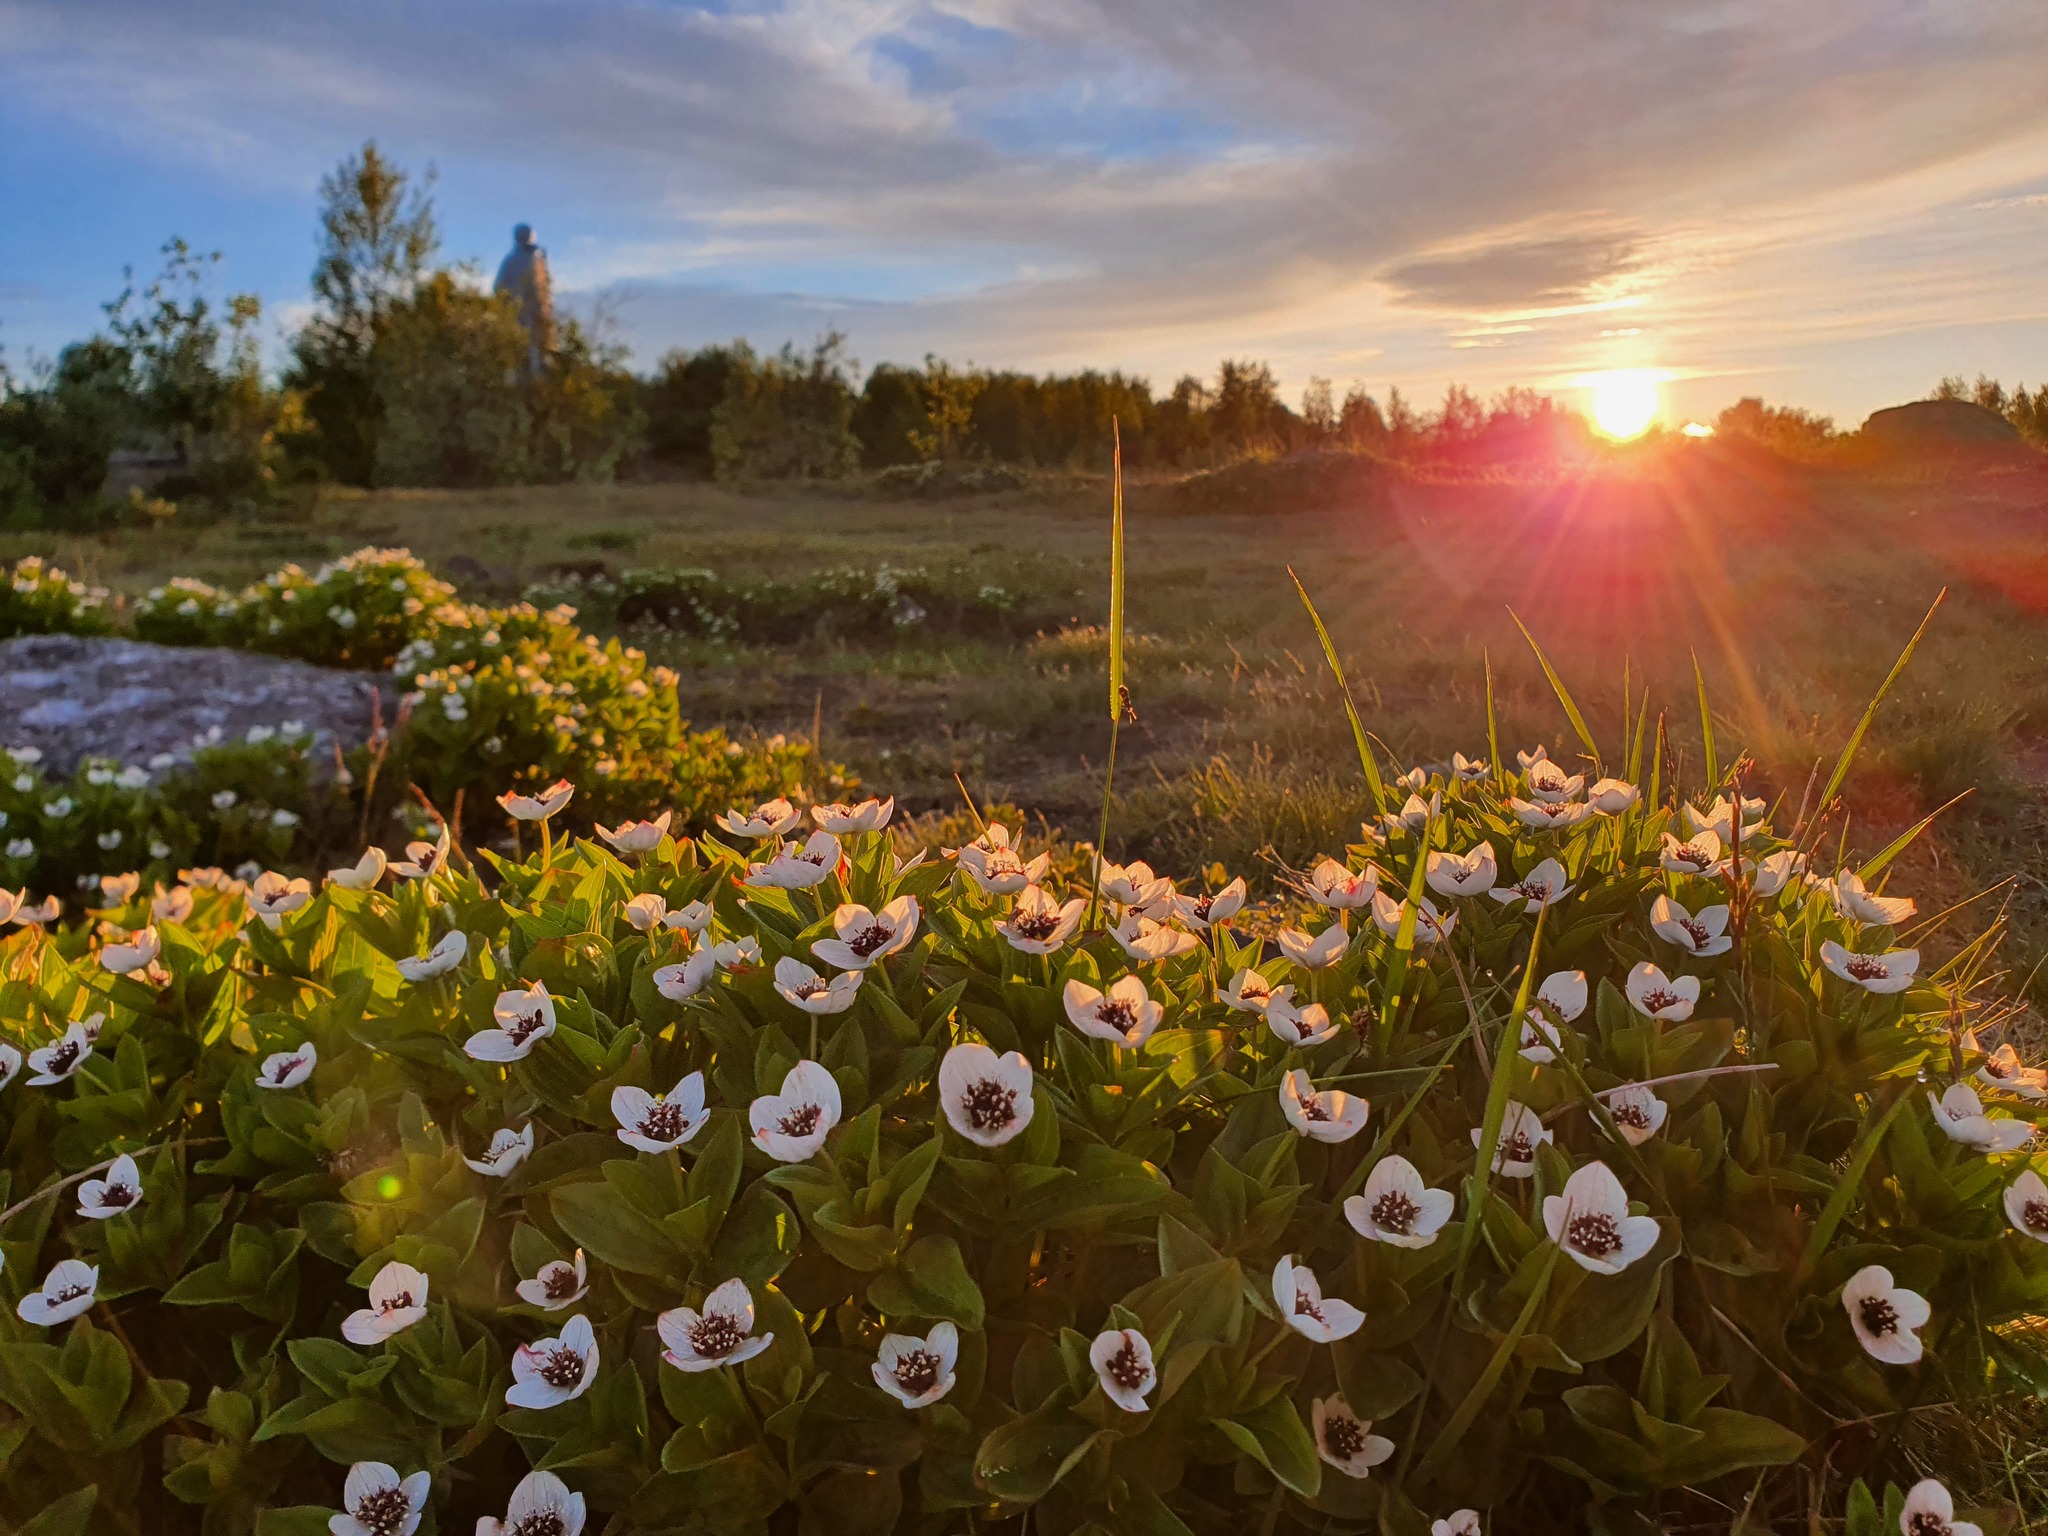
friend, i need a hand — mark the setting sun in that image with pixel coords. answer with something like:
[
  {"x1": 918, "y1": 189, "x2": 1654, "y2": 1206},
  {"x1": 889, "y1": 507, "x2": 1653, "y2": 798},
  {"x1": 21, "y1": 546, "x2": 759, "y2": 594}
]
[{"x1": 1588, "y1": 369, "x2": 1662, "y2": 439}]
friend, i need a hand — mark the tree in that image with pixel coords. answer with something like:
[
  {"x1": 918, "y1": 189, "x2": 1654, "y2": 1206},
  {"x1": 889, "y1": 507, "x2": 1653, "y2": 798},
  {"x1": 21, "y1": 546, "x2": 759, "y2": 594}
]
[
  {"x1": 643, "y1": 345, "x2": 746, "y2": 474},
  {"x1": 289, "y1": 142, "x2": 440, "y2": 483},
  {"x1": 371, "y1": 273, "x2": 531, "y2": 487},
  {"x1": 1300, "y1": 377, "x2": 1335, "y2": 441},
  {"x1": 710, "y1": 333, "x2": 861, "y2": 481}
]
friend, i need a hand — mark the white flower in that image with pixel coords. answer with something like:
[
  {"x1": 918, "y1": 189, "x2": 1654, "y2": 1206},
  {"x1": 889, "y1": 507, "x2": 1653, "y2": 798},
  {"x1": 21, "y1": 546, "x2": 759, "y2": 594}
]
[
  {"x1": 389, "y1": 830, "x2": 450, "y2": 880},
  {"x1": 1370, "y1": 890, "x2": 1457, "y2": 945},
  {"x1": 1820, "y1": 940, "x2": 1919, "y2": 995},
  {"x1": 0, "y1": 1043, "x2": 19, "y2": 1092},
  {"x1": 1279, "y1": 921, "x2": 1350, "y2": 969},
  {"x1": 1841, "y1": 1264, "x2": 1930, "y2": 1365},
  {"x1": 2003, "y1": 1168, "x2": 2048, "y2": 1243},
  {"x1": 1602, "y1": 1083, "x2": 1669, "y2": 1146},
  {"x1": 77, "y1": 1154, "x2": 144, "y2": 1219},
  {"x1": 3, "y1": 839, "x2": 33, "y2": 860},
  {"x1": 750, "y1": 1060, "x2": 842, "y2": 1162},
  {"x1": 16, "y1": 1258, "x2": 98, "y2": 1326},
  {"x1": 1218, "y1": 968, "x2": 1278, "y2": 1013},
  {"x1": 1898, "y1": 1481, "x2": 1980, "y2": 1536},
  {"x1": 1976, "y1": 1038, "x2": 2048, "y2": 1100},
  {"x1": 151, "y1": 884, "x2": 194, "y2": 923},
  {"x1": 873, "y1": 1319, "x2": 958, "y2": 1407},
  {"x1": 954, "y1": 824, "x2": 1048, "y2": 895},
  {"x1": 1524, "y1": 760, "x2": 1584, "y2": 804},
  {"x1": 1748, "y1": 849, "x2": 1804, "y2": 898},
  {"x1": 97, "y1": 829, "x2": 123, "y2": 851},
  {"x1": 1267, "y1": 994, "x2": 1338, "y2": 1048},
  {"x1": 1475, "y1": 1101, "x2": 1552, "y2": 1178},
  {"x1": 773, "y1": 956, "x2": 863, "y2": 1015},
  {"x1": 1649, "y1": 894, "x2": 1732, "y2": 958},
  {"x1": 1064, "y1": 975, "x2": 1163, "y2": 1047},
  {"x1": 1543, "y1": 1161, "x2": 1660, "y2": 1274},
  {"x1": 246, "y1": 872, "x2": 313, "y2": 929},
  {"x1": 209, "y1": 790, "x2": 236, "y2": 812},
  {"x1": 507, "y1": 1313, "x2": 599, "y2": 1408},
  {"x1": 397, "y1": 929, "x2": 468, "y2": 981},
  {"x1": 1425, "y1": 843, "x2": 1497, "y2": 898},
  {"x1": 1279, "y1": 1069, "x2": 1368, "y2": 1141},
  {"x1": 1098, "y1": 858, "x2": 1172, "y2": 908},
  {"x1": 1659, "y1": 830, "x2": 1726, "y2": 877},
  {"x1": 1928, "y1": 1082, "x2": 2034, "y2": 1153},
  {"x1": 1520, "y1": 970, "x2": 1587, "y2": 1063},
  {"x1": 99, "y1": 872, "x2": 141, "y2": 905},
  {"x1": 813, "y1": 797, "x2": 894, "y2": 833},
  {"x1": 1452, "y1": 752, "x2": 1488, "y2": 780},
  {"x1": 662, "y1": 900, "x2": 714, "y2": 935},
  {"x1": 271, "y1": 808, "x2": 300, "y2": 829},
  {"x1": 1312, "y1": 1396, "x2": 1395, "y2": 1478},
  {"x1": 703, "y1": 935, "x2": 761, "y2": 969},
  {"x1": 658, "y1": 1278, "x2": 774, "y2": 1371},
  {"x1": 466, "y1": 983, "x2": 557, "y2": 1061},
  {"x1": 939, "y1": 1043, "x2": 1035, "y2": 1147},
  {"x1": 745, "y1": 831, "x2": 842, "y2": 889},
  {"x1": 477, "y1": 1470, "x2": 586, "y2": 1536},
  {"x1": 498, "y1": 779, "x2": 574, "y2": 822},
  {"x1": 1168, "y1": 877, "x2": 1247, "y2": 930},
  {"x1": 1381, "y1": 790, "x2": 1439, "y2": 834},
  {"x1": 27, "y1": 1022, "x2": 95, "y2": 1085},
  {"x1": 1686, "y1": 794, "x2": 1766, "y2": 844},
  {"x1": 1626, "y1": 962, "x2": 1700, "y2": 1021},
  {"x1": 1345, "y1": 1155, "x2": 1453, "y2": 1247},
  {"x1": 1089, "y1": 1327, "x2": 1156, "y2": 1412},
  {"x1": 812, "y1": 897, "x2": 919, "y2": 969},
  {"x1": 1272, "y1": 1254, "x2": 1363, "y2": 1342},
  {"x1": 1488, "y1": 858, "x2": 1572, "y2": 913},
  {"x1": 596, "y1": 811, "x2": 672, "y2": 852},
  {"x1": 1303, "y1": 857, "x2": 1379, "y2": 909},
  {"x1": 621, "y1": 893, "x2": 668, "y2": 933},
  {"x1": 654, "y1": 947, "x2": 718, "y2": 1001},
  {"x1": 341, "y1": 1261, "x2": 429, "y2": 1345},
  {"x1": 100, "y1": 925, "x2": 162, "y2": 975},
  {"x1": 1112, "y1": 911, "x2": 1201, "y2": 962},
  {"x1": 998, "y1": 885, "x2": 1086, "y2": 954},
  {"x1": 717, "y1": 798, "x2": 805, "y2": 839},
  {"x1": 1434, "y1": 1512, "x2": 1483, "y2": 1536},
  {"x1": 1511, "y1": 797, "x2": 1592, "y2": 831},
  {"x1": 612, "y1": 1072, "x2": 710, "y2": 1153},
  {"x1": 1587, "y1": 778, "x2": 1639, "y2": 814},
  {"x1": 328, "y1": 1462, "x2": 430, "y2": 1536},
  {"x1": 257, "y1": 1043, "x2": 318, "y2": 1089},
  {"x1": 516, "y1": 1249, "x2": 589, "y2": 1311},
  {"x1": 465, "y1": 1124, "x2": 535, "y2": 1177},
  {"x1": 0, "y1": 887, "x2": 22, "y2": 924}
]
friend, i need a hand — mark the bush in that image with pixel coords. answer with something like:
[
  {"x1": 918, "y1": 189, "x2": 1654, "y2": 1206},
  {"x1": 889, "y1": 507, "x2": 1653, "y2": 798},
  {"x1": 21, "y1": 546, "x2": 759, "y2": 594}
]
[
  {"x1": 709, "y1": 334, "x2": 861, "y2": 481},
  {"x1": 0, "y1": 733, "x2": 2040, "y2": 1533},
  {"x1": 1, "y1": 557, "x2": 113, "y2": 640}
]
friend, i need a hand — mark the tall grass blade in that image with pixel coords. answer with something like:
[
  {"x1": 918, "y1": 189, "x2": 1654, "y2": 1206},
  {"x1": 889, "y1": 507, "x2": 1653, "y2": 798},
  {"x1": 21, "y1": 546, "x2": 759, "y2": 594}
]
[
  {"x1": 1626, "y1": 688, "x2": 1650, "y2": 785},
  {"x1": 1508, "y1": 609, "x2": 1598, "y2": 766},
  {"x1": 1107, "y1": 419, "x2": 1125, "y2": 722},
  {"x1": 1796, "y1": 1091, "x2": 1912, "y2": 1280},
  {"x1": 1484, "y1": 649, "x2": 1502, "y2": 792},
  {"x1": 1813, "y1": 587, "x2": 1946, "y2": 818},
  {"x1": 1453, "y1": 906, "x2": 1547, "y2": 1293},
  {"x1": 1376, "y1": 812, "x2": 1435, "y2": 1051},
  {"x1": 1290, "y1": 567, "x2": 1388, "y2": 813},
  {"x1": 1693, "y1": 650, "x2": 1719, "y2": 788},
  {"x1": 1861, "y1": 791, "x2": 1971, "y2": 881}
]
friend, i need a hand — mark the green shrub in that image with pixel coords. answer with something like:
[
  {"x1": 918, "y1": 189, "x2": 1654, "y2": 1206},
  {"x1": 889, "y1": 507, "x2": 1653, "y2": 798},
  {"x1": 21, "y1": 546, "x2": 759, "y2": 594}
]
[
  {"x1": 1, "y1": 556, "x2": 114, "y2": 640},
  {"x1": 0, "y1": 730, "x2": 2038, "y2": 1533}
]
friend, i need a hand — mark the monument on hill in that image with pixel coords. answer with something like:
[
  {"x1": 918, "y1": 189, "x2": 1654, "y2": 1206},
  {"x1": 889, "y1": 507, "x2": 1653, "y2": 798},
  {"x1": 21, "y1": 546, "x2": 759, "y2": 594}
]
[{"x1": 492, "y1": 223, "x2": 554, "y2": 379}]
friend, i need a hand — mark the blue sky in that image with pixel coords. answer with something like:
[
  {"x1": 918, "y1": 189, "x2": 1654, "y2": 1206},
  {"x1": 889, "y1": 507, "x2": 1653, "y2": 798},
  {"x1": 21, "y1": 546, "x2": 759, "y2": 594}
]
[{"x1": 4, "y1": 0, "x2": 2048, "y2": 425}]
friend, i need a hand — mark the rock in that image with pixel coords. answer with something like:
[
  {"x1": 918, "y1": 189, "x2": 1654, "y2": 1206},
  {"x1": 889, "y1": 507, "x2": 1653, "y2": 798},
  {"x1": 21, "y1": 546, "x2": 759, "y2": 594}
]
[
  {"x1": 1860, "y1": 399, "x2": 2025, "y2": 448},
  {"x1": 0, "y1": 635, "x2": 387, "y2": 777}
]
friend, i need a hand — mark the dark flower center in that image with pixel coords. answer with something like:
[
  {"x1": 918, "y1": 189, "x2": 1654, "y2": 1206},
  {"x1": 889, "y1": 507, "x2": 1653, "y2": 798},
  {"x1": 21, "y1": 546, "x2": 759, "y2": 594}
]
[
  {"x1": 1986, "y1": 1055, "x2": 2015, "y2": 1079},
  {"x1": 381, "y1": 1292, "x2": 414, "y2": 1314},
  {"x1": 1679, "y1": 919, "x2": 1710, "y2": 947},
  {"x1": 1612, "y1": 1101, "x2": 1651, "y2": 1130},
  {"x1": 536, "y1": 1344, "x2": 585, "y2": 1389},
  {"x1": 1502, "y1": 1130, "x2": 1534, "y2": 1163},
  {"x1": 270, "y1": 1056, "x2": 305, "y2": 1083},
  {"x1": 639, "y1": 1100, "x2": 687, "y2": 1142},
  {"x1": 1640, "y1": 987, "x2": 1682, "y2": 1012},
  {"x1": 1845, "y1": 956, "x2": 1890, "y2": 981},
  {"x1": 1907, "y1": 1516, "x2": 1950, "y2": 1536},
  {"x1": 1324, "y1": 1414, "x2": 1368, "y2": 1460},
  {"x1": 415, "y1": 850, "x2": 440, "y2": 873},
  {"x1": 543, "y1": 1267, "x2": 580, "y2": 1301},
  {"x1": 1290, "y1": 1012, "x2": 1321, "y2": 1041},
  {"x1": 1567, "y1": 1212, "x2": 1623, "y2": 1257},
  {"x1": 1859, "y1": 1295, "x2": 1899, "y2": 1336},
  {"x1": 1371, "y1": 1191, "x2": 1419, "y2": 1233},
  {"x1": 791, "y1": 978, "x2": 827, "y2": 1000},
  {"x1": 1190, "y1": 895, "x2": 1215, "y2": 920},
  {"x1": 847, "y1": 922, "x2": 895, "y2": 958},
  {"x1": 690, "y1": 1312, "x2": 745, "y2": 1358},
  {"x1": 1293, "y1": 1285, "x2": 1323, "y2": 1322},
  {"x1": 1011, "y1": 910, "x2": 1060, "y2": 940},
  {"x1": 892, "y1": 1347, "x2": 942, "y2": 1397},
  {"x1": 2025, "y1": 1199, "x2": 2048, "y2": 1233},
  {"x1": 1104, "y1": 1338, "x2": 1150, "y2": 1391},
  {"x1": 777, "y1": 1104, "x2": 822, "y2": 1138},
  {"x1": 1516, "y1": 879, "x2": 1553, "y2": 900},
  {"x1": 47, "y1": 1041, "x2": 80, "y2": 1074},
  {"x1": 1097, "y1": 1000, "x2": 1137, "y2": 1032},
  {"x1": 1299, "y1": 1092, "x2": 1331, "y2": 1123},
  {"x1": 511, "y1": 1514, "x2": 566, "y2": 1536},
  {"x1": 98, "y1": 1182, "x2": 137, "y2": 1208},
  {"x1": 961, "y1": 1078, "x2": 1017, "y2": 1131},
  {"x1": 505, "y1": 1011, "x2": 548, "y2": 1046},
  {"x1": 54, "y1": 1283, "x2": 90, "y2": 1304},
  {"x1": 352, "y1": 1487, "x2": 414, "y2": 1536}
]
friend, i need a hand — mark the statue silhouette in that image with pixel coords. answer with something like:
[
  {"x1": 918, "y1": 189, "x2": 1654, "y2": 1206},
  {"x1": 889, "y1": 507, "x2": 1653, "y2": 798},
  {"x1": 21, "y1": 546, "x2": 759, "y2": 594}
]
[{"x1": 492, "y1": 223, "x2": 554, "y2": 378}]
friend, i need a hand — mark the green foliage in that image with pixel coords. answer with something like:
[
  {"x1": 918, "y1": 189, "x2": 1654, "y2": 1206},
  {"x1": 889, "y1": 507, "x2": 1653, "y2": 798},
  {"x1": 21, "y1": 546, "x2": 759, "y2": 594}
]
[
  {"x1": 0, "y1": 715, "x2": 2039, "y2": 1533},
  {"x1": 709, "y1": 332, "x2": 862, "y2": 482},
  {"x1": 640, "y1": 344, "x2": 745, "y2": 475},
  {"x1": 0, "y1": 558, "x2": 113, "y2": 640}
]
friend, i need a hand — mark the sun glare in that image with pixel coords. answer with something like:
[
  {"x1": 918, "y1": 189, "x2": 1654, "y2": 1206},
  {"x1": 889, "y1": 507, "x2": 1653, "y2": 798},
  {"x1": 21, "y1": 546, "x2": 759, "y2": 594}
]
[{"x1": 1588, "y1": 369, "x2": 1661, "y2": 440}]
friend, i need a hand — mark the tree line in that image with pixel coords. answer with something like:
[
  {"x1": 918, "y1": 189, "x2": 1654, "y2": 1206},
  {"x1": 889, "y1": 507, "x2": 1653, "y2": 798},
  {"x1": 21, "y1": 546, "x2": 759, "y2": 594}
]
[{"x1": 3, "y1": 141, "x2": 2042, "y2": 525}]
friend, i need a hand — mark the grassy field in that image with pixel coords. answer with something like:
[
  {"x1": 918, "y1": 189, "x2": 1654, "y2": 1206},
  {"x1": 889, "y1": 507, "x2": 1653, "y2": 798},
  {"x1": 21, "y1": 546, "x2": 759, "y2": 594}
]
[{"x1": 13, "y1": 443, "x2": 2048, "y2": 991}]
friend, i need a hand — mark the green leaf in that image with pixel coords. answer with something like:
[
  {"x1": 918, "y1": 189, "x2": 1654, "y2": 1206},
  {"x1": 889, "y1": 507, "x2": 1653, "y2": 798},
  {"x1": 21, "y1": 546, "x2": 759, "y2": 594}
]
[
  {"x1": 974, "y1": 1402, "x2": 1107, "y2": 1503},
  {"x1": 1290, "y1": 566, "x2": 1387, "y2": 812},
  {"x1": 868, "y1": 1235, "x2": 985, "y2": 1328},
  {"x1": 1214, "y1": 1393, "x2": 1321, "y2": 1497},
  {"x1": 1510, "y1": 609, "x2": 1598, "y2": 766},
  {"x1": 16, "y1": 1486, "x2": 97, "y2": 1536},
  {"x1": 1812, "y1": 588, "x2": 1944, "y2": 822}
]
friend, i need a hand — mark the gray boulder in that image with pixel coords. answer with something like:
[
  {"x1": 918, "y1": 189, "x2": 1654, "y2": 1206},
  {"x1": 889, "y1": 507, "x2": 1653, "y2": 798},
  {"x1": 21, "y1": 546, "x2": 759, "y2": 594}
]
[{"x1": 0, "y1": 634, "x2": 386, "y2": 777}]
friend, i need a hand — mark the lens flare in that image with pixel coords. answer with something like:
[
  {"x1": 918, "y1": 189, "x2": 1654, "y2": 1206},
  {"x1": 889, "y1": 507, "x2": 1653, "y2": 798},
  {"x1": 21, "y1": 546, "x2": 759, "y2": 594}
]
[{"x1": 1588, "y1": 370, "x2": 1661, "y2": 440}]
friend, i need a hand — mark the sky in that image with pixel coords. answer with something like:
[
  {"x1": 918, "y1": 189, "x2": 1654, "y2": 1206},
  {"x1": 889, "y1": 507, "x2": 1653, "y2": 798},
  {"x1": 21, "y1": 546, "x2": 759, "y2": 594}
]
[{"x1": 4, "y1": 0, "x2": 2048, "y2": 427}]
